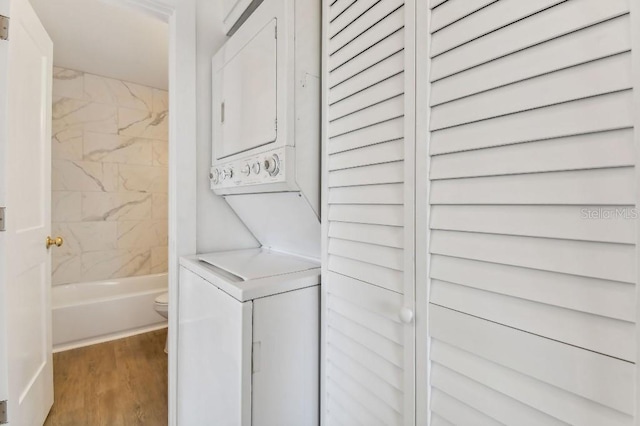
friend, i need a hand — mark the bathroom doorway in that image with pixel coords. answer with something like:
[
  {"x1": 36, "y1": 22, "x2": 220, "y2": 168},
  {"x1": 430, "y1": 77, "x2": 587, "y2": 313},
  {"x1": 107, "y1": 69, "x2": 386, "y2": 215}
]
[{"x1": 29, "y1": 0, "x2": 172, "y2": 423}]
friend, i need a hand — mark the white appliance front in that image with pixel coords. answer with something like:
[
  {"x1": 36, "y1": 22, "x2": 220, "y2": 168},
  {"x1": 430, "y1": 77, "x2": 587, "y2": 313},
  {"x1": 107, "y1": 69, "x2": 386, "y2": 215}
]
[
  {"x1": 177, "y1": 267, "x2": 252, "y2": 426},
  {"x1": 210, "y1": 0, "x2": 320, "y2": 199},
  {"x1": 177, "y1": 254, "x2": 320, "y2": 425},
  {"x1": 215, "y1": 18, "x2": 277, "y2": 161}
]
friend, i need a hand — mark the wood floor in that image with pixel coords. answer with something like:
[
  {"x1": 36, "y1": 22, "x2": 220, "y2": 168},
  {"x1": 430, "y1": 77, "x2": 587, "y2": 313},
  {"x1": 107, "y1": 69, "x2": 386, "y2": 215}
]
[{"x1": 44, "y1": 329, "x2": 168, "y2": 426}]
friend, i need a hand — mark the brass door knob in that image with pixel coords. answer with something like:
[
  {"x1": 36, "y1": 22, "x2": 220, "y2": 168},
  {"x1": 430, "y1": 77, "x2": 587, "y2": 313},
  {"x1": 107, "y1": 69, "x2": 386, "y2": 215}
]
[{"x1": 46, "y1": 236, "x2": 64, "y2": 249}]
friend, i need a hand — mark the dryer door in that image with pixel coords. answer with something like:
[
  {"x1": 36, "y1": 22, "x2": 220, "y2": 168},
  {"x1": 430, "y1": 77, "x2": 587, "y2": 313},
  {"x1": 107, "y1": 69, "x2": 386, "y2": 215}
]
[{"x1": 213, "y1": 18, "x2": 278, "y2": 160}]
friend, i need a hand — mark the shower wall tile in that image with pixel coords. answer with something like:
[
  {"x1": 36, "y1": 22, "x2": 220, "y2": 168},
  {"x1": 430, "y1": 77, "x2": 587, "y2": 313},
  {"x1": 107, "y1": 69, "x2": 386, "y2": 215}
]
[
  {"x1": 118, "y1": 164, "x2": 168, "y2": 193},
  {"x1": 117, "y1": 220, "x2": 167, "y2": 248},
  {"x1": 52, "y1": 191, "x2": 82, "y2": 222},
  {"x1": 151, "y1": 246, "x2": 168, "y2": 274},
  {"x1": 81, "y1": 247, "x2": 152, "y2": 282},
  {"x1": 52, "y1": 97, "x2": 118, "y2": 135},
  {"x1": 52, "y1": 127, "x2": 83, "y2": 161},
  {"x1": 118, "y1": 107, "x2": 168, "y2": 140},
  {"x1": 52, "y1": 67, "x2": 168, "y2": 286},
  {"x1": 53, "y1": 222, "x2": 119, "y2": 254},
  {"x1": 84, "y1": 74, "x2": 153, "y2": 111},
  {"x1": 152, "y1": 193, "x2": 168, "y2": 220},
  {"x1": 52, "y1": 254, "x2": 82, "y2": 287},
  {"x1": 84, "y1": 133, "x2": 153, "y2": 165},
  {"x1": 52, "y1": 160, "x2": 118, "y2": 192},
  {"x1": 53, "y1": 67, "x2": 84, "y2": 100},
  {"x1": 81, "y1": 192, "x2": 153, "y2": 222},
  {"x1": 153, "y1": 89, "x2": 168, "y2": 114},
  {"x1": 152, "y1": 140, "x2": 168, "y2": 166}
]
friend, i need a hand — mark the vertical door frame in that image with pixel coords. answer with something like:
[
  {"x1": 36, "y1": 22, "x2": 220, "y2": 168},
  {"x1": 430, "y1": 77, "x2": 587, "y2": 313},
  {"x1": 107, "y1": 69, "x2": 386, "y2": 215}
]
[
  {"x1": 319, "y1": 0, "x2": 329, "y2": 424},
  {"x1": 414, "y1": 0, "x2": 431, "y2": 424},
  {"x1": 0, "y1": 0, "x2": 10, "y2": 410},
  {"x1": 631, "y1": 0, "x2": 640, "y2": 423},
  {"x1": 403, "y1": 0, "x2": 417, "y2": 424},
  {"x1": 105, "y1": 2, "x2": 198, "y2": 425}
]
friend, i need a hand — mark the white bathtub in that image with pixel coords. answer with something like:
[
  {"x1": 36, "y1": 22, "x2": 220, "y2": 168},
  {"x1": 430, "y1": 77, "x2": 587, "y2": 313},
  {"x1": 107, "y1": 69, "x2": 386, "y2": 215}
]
[{"x1": 52, "y1": 273, "x2": 168, "y2": 352}]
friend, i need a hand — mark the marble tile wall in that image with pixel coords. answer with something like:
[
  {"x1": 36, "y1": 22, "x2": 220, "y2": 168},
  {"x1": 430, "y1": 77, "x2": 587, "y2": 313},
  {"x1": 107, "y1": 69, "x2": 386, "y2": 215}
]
[{"x1": 51, "y1": 67, "x2": 168, "y2": 286}]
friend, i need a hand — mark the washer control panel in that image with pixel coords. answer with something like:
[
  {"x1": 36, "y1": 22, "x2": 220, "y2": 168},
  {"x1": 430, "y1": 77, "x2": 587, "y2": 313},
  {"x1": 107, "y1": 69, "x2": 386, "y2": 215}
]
[{"x1": 210, "y1": 147, "x2": 291, "y2": 193}]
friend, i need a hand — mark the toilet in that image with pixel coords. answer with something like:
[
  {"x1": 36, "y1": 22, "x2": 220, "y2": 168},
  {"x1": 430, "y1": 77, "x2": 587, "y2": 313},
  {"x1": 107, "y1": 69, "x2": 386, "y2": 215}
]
[{"x1": 154, "y1": 292, "x2": 169, "y2": 353}]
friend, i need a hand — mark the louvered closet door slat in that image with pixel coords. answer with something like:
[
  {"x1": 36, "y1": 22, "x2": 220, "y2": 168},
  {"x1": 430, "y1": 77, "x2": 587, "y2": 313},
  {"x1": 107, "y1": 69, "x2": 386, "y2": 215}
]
[
  {"x1": 430, "y1": 91, "x2": 634, "y2": 155},
  {"x1": 323, "y1": 0, "x2": 413, "y2": 423},
  {"x1": 329, "y1": 221, "x2": 404, "y2": 248},
  {"x1": 430, "y1": 129, "x2": 635, "y2": 180},
  {"x1": 430, "y1": 204, "x2": 636, "y2": 244},
  {"x1": 329, "y1": 73, "x2": 404, "y2": 122},
  {"x1": 431, "y1": 339, "x2": 633, "y2": 426},
  {"x1": 329, "y1": 5, "x2": 404, "y2": 71},
  {"x1": 328, "y1": 204, "x2": 404, "y2": 226},
  {"x1": 329, "y1": 0, "x2": 404, "y2": 55},
  {"x1": 431, "y1": 389, "x2": 504, "y2": 426},
  {"x1": 328, "y1": 117, "x2": 404, "y2": 154},
  {"x1": 328, "y1": 0, "x2": 354, "y2": 22},
  {"x1": 328, "y1": 0, "x2": 378, "y2": 38},
  {"x1": 431, "y1": 0, "x2": 565, "y2": 56},
  {"x1": 429, "y1": 254, "x2": 635, "y2": 322},
  {"x1": 424, "y1": 0, "x2": 639, "y2": 423},
  {"x1": 430, "y1": 53, "x2": 633, "y2": 130},
  {"x1": 328, "y1": 183, "x2": 404, "y2": 205},
  {"x1": 329, "y1": 52, "x2": 404, "y2": 105},
  {"x1": 329, "y1": 139, "x2": 404, "y2": 171},
  {"x1": 431, "y1": 364, "x2": 567, "y2": 426},
  {"x1": 431, "y1": 15, "x2": 632, "y2": 105},
  {"x1": 430, "y1": 0, "x2": 630, "y2": 81},
  {"x1": 328, "y1": 255, "x2": 404, "y2": 294},
  {"x1": 430, "y1": 0, "x2": 498, "y2": 33},
  {"x1": 329, "y1": 28, "x2": 405, "y2": 88}
]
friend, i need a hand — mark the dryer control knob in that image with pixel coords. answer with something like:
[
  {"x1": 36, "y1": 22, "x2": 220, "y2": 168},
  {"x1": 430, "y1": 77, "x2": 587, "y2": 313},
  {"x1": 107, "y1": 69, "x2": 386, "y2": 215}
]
[
  {"x1": 223, "y1": 169, "x2": 233, "y2": 179},
  {"x1": 211, "y1": 169, "x2": 220, "y2": 184},
  {"x1": 252, "y1": 162, "x2": 261, "y2": 175},
  {"x1": 241, "y1": 164, "x2": 251, "y2": 176},
  {"x1": 264, "y1": 155, "x2": 280, "y2": 176}
]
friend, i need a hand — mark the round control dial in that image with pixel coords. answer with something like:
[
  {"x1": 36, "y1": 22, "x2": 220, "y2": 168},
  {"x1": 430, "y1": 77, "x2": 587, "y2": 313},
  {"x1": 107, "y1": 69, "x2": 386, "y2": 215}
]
[
  {"x1": 241, "y1": 164, "x2": 251, "y2": 176},
  {"x1": 252, "y1": 162, "x2": 261, "y2": 175},
  {"x1": 222, "y1": 168, "x2": 233, "y2": 179},
  {"x1": 210, "y1": 169, "x2": 220, "y2": 184},
  {"x1": 263, "y1": 155, "x2": 280, "y2": 177}
]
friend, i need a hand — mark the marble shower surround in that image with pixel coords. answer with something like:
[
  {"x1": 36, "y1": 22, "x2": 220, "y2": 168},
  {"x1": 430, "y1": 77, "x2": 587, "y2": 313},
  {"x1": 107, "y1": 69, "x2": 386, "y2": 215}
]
[{"x1": 51, "y1": 67, "x2": 168, "y2": 286}]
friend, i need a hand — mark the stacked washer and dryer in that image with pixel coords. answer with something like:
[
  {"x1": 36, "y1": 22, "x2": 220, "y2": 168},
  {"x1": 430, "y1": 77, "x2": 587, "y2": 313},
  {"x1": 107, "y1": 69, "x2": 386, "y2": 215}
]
[{"x1": 176, "y1": 0, "x2": 321, "y2": 424}]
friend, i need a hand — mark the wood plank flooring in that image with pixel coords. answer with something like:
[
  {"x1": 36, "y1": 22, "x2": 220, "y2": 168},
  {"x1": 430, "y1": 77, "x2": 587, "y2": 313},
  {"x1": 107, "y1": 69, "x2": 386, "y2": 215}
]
[{"x1": 44, "y1": 329, "x2": 168, "y2": 426}]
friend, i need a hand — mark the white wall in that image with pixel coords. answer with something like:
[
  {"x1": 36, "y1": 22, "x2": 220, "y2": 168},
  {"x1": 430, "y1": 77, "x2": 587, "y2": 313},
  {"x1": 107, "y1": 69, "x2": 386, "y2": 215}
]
[{"x1": 194, "y1": 0, "x2": 258, "y2": 253}]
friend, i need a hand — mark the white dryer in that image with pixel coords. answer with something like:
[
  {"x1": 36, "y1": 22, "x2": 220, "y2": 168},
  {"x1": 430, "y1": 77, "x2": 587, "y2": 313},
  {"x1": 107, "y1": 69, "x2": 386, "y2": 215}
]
[{"x1": 177, "y1": 249, "x2": 320, "y2": 426}]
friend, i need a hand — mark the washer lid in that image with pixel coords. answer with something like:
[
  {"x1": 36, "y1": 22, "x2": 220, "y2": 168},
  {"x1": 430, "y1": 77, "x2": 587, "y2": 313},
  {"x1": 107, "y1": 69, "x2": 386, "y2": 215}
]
[{"x1": 198, "y1": 248, "x2": 320, "y2": 281}]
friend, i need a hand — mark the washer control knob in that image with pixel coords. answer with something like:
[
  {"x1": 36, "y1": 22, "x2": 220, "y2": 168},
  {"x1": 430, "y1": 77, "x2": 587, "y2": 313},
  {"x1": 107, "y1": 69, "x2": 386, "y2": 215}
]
[
  {"x1": 252, "y1": 162, "x2": 261, "y2": 175},
  {"x1": 211, "y1": 169, "x2": 220, "y2": 184},
  {"x1": 223, "y1": 168, "x2": 233, "y2": 179},
  {"x1": 264, "y1": 155, "x2": 280, "y2": 176},
  {"x1": 241, "y1": 164, "x2": 251, "y2": 176}
]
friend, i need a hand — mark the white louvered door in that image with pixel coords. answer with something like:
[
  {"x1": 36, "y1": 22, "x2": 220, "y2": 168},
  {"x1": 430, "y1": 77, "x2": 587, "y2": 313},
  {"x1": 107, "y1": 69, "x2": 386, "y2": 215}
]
[
  {"x1": 321, "y1": 0, "x2": 416, "y2": 424},
  {"x1": 420, "y1": 0, "x2": 640, "y2": 425}
]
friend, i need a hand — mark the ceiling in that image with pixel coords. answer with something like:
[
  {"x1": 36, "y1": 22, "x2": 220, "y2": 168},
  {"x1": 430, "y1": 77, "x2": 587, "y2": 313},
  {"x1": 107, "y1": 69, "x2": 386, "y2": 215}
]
[{"x1": 30, "y1": 0, "x2": 169, "y2": 89}]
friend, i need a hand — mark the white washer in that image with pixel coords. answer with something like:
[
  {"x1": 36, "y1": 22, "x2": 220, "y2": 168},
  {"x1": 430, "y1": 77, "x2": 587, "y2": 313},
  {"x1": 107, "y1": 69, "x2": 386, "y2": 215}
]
[{"x1": 177, "y1": 248, "x2": 320, "y2": 426}]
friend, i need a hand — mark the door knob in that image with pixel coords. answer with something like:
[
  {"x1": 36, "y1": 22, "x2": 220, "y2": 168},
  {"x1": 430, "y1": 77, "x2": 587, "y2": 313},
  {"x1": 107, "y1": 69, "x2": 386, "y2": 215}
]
[
  {"x1": 46, "y1": 236, "x2": 64, "y2": 249},
  {"x1": 399, "y1": 307, "x2": 414, "y2": 324}
]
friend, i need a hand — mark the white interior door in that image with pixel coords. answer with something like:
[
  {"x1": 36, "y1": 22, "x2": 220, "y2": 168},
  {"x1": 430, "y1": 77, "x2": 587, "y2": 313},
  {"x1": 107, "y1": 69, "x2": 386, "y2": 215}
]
[{"x1": 0, "y1": 0, "x2": 54, "y2": 423}]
